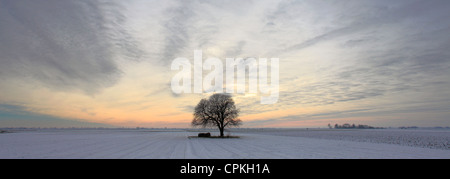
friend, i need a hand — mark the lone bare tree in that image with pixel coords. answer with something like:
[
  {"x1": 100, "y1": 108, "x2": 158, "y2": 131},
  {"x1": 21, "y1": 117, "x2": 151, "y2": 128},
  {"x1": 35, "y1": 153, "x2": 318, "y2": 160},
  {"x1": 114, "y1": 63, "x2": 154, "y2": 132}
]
[{"x1": 192, "y1": 93, "x2": 242, "y2": 137}]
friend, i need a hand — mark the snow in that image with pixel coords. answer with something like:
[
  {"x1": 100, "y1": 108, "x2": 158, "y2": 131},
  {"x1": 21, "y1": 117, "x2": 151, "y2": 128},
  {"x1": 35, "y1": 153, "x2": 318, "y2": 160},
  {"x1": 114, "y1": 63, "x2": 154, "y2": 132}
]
[
  {"x1": 236, "y1": 128, "x2": 450, "y2": 150},
  {"x1": 0, "y1": 129, "x2": 449, "y2": 159}
]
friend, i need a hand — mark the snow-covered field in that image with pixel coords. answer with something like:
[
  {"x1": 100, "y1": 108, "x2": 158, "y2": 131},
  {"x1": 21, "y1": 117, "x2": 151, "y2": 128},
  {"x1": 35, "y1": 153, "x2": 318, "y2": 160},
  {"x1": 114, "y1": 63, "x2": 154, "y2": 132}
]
[
  {"x1": 0, "y1": 128, "x2": 449, "y2": 159},
  {"x1": 236, "y1": 128, "x2": 450, "y2": 150}
]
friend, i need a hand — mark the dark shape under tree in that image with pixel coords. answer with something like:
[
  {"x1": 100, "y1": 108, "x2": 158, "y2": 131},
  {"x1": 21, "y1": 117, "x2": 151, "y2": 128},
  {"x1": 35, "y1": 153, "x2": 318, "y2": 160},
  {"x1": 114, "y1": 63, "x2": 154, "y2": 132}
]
[
  {"x1": 192, "y1": 93, "x2": 242, "y2": 137},
  {"x1": 197, "y1": 132, "x2": 211, "y2": 137}
]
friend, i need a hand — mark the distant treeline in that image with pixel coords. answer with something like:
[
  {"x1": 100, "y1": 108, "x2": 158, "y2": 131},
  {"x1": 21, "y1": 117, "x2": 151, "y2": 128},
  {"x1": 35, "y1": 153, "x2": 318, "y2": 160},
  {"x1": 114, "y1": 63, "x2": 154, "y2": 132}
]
[
  {"x1": 398, "y1": 126, "x2": 418, "y2": 129},
  {"x1": 328, "y1": 123, "x2": 381, "y2": 129}
]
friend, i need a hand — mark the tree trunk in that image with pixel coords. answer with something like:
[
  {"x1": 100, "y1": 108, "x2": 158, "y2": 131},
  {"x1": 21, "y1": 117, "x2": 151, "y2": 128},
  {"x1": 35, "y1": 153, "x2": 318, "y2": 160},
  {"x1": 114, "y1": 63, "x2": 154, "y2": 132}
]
[{"x1": 219, "y1": 127, "x2": 224, "y2": 137}]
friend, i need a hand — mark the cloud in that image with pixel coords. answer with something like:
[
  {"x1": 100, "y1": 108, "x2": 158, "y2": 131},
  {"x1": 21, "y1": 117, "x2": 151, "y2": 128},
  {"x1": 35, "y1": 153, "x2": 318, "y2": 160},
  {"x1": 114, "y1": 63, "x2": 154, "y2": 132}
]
[
  {"x1": 228, "y1": 0, "x2": 450, "y2": 127},
  {"x1": 1, "y1": 0, "x2": 450, "y2": 127},
  {"x1": 0, "y1": 104, "x2": 114, "y2": 127},
  {"x1": 0, "y1": 0, "x2": 142, "y2": 95},
  {"x1": 158, "y1": 0, "x2": 196, "y2": 65}
]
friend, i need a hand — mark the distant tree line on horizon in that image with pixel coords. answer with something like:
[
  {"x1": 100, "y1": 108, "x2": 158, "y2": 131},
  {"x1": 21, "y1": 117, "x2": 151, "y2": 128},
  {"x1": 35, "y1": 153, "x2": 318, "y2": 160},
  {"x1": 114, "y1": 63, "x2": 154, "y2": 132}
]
[
  {"x1": 398, "y1": 126, "x2": 418, "y2": 129},
  {"x1": 328, "y1": 123, "x2": 381, "y2": 129}
]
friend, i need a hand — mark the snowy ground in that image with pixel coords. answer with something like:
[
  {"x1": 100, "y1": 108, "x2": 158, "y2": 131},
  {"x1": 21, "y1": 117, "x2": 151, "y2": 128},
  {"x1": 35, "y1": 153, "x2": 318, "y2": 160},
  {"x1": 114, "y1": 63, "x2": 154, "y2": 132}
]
[
  {"x1": 235, "y1": 128, "x2": 450, "y2": 150},
  {"x1": 0, "y1": 128, "x2": 449, "y2": 159}
]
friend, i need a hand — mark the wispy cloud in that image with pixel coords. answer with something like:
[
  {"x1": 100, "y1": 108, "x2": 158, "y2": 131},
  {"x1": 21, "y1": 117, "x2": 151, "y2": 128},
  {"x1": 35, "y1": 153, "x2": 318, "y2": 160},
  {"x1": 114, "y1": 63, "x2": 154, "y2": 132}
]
[{"x1": 0, "y1": 0, "x2": 142, "y2": 95}]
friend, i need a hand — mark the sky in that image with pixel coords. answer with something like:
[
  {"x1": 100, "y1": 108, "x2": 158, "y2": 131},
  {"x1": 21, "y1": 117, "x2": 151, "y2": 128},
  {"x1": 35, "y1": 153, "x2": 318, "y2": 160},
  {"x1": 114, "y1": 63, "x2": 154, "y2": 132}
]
[{"x1": 1, "y1": 0, "x2": 450, "y2": 128}]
